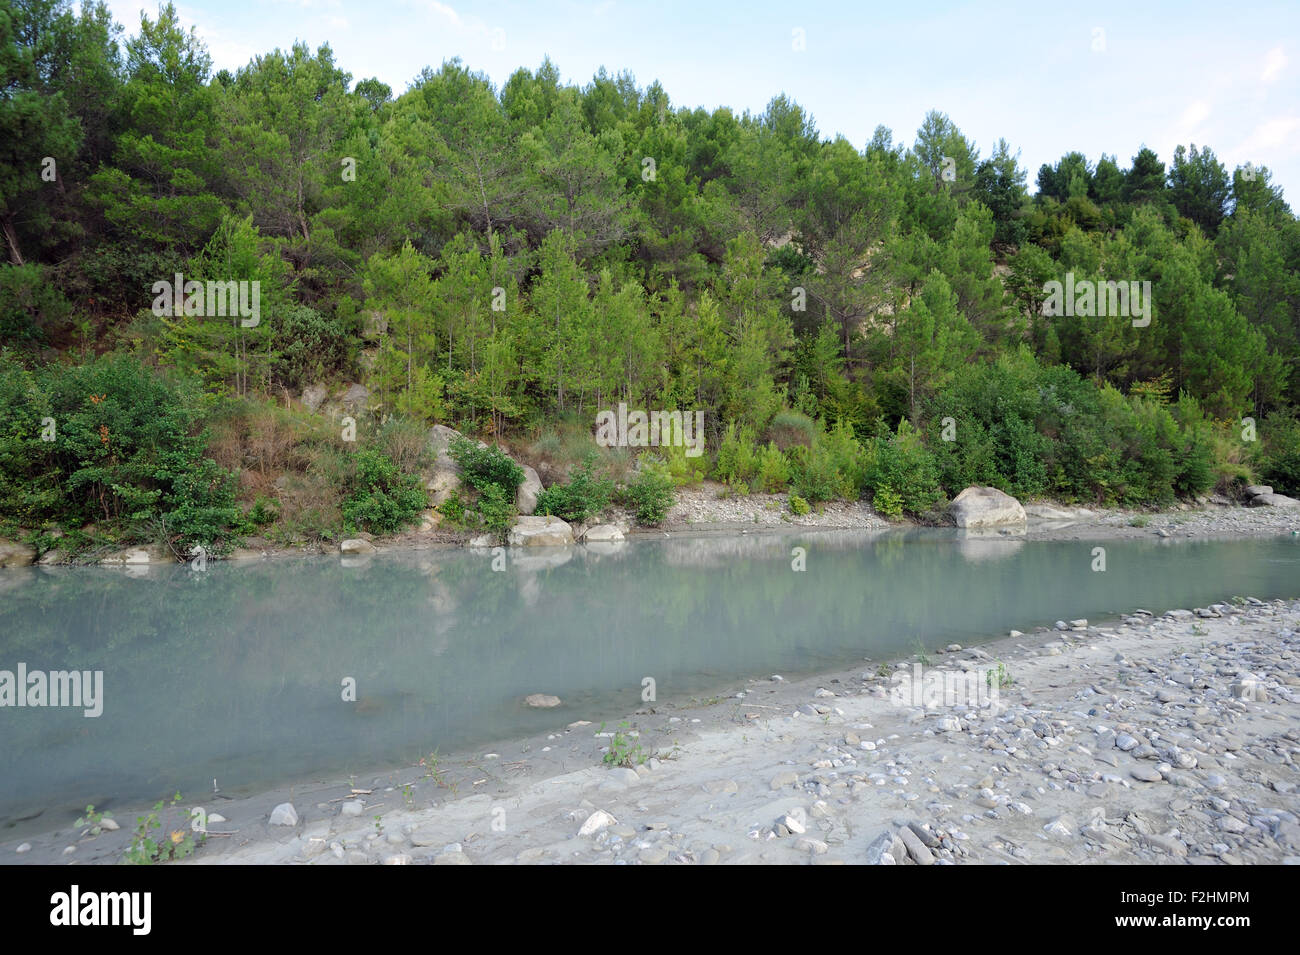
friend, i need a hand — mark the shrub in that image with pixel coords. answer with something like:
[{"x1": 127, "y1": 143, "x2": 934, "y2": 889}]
[
  {"x1": 0, "y1": 353, "x2": 241, "y2": 552},
  {"x1": 755, "y1": 441, "x2": 791, "y2": 492},
  {"x1": 475, "y1": 483, "x2": 516, "y2": 536},
  {"x1": 864, "y1": 419, "x2": 943, "y2": 515},
  {"x1": 536, "y1": 454, "x2": 614, "y2": 523},
  {"x1": 713, "y1": 422, "x2": 758, "y2": 485},
  {"x1": 872, "y1": 485, "x2": 904, "y2": 519},
  {"x1": 767, "y1": 410, "x2": 817, "y2": 450},
  {"x1": 448, "y1": 435, "x2": 524, "y2": 495},
  {"x1": 624, "y1": 459, "x2": 676, "y2": 526},
  {"x1": 341, "y1": 448, "x2": 427, "y2": 534},
  {"x1": 788, "y1": 492, "x2": 810, "y2": 516},
  {"x1": 1256, "y1": 413, "x2": 1300, "y2": 496}
]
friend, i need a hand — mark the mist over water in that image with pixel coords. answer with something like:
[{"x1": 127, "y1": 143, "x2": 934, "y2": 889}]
[{"x1": 1, "y1": 530, "x2": 1297, "y2": 835}]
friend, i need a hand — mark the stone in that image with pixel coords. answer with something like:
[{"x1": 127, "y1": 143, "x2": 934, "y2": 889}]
[
  {"x1": 770, "y1": 771, "x2": 799, "y2": 790},
  {"x1": 582, "y1": 524, "x2": 625, "y2": 543},
  {"x1": 896, "y1": 825, "x2": 935, "y2": 864},
  {"x1": 0, "y1": 541, "x2": 37, "y2": 568},
  {"x1": 301, "y1": 383, "x2": 328, "y2": 412},
  {"x1": 524, "y1": 693, "x2": 561, "y2": 708},
  {"x1": 1243, "y1": 485, "x2": 1273, "y2": 498},
  {"x1": 340, "y1": 800, "x2": 364, "y2": 816},
  {"x1": 578, "y1": 810, "x2": 617, "y2": 836},
  {"x1": 1131, "y1": 766, "x2": 1163, "y2": 783},
  {"x1": 1248, "y1": 492, "x2": 1300, "y2": 508},
  {"x1": 865, "y1": 831, "x2": 896, "y2": 865},
  {"x1": 508, "y1": 515, "x2": 575, "y2": 547},
  {"x1": 269, "y1": 803, "x2": 298, "y2": 827},
  {"x1": 948, "y1": 486, "x2": 1027, "y2": 528},
  {"x1": 516, "y1": 466, "x2": 543, "y2": 516},
  {"x1": 341, "y1": 383, "x2": 371, "y2": 411},
  {"x1": 340, "y1": 538, "x2": 376, "y2": 555}
]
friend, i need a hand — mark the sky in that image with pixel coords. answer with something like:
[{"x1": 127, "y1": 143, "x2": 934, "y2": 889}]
[{"x1": 95, "y1": 0, "x2": 1300, "y2": 201}]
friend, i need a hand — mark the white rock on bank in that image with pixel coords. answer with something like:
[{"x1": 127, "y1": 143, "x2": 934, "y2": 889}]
[
  {"x1": 508, "y1": 515, "x2": 574, "y2": 547},
  {"x1": 269, "y1": 803, "x2": 299, "y2": 826},
  {"x1": 340, "y1": 539, "x2": 376, "y2": 555},
  {"x1": 948, "y1": 486, "x2": 1027, "y2": 528}
]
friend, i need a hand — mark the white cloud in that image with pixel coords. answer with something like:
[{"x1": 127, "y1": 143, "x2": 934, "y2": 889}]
[{"x1": 1260, "y1": 46, "x2": 1286, "y2": 84}]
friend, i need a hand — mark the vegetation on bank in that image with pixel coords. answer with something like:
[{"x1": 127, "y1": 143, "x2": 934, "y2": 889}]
[{"x1": 2, "y1": 2, "x2": 1299, "y2": 558}]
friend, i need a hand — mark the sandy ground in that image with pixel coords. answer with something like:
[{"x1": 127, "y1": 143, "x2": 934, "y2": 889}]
[{"x1": 11, "y1": 587, "x2": 1297, "y2": 866}]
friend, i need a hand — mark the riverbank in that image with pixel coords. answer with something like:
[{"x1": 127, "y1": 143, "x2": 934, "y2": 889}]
[
  {"x1": 8, "y1": 589, "x2": 1297, "y2": 865},
  {"x1": 211, "y1": 490, "x2": 1300, "y2": 562}
]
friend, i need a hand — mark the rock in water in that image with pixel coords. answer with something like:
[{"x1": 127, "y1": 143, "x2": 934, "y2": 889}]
[
  {"x1": 525, "y1": 693, "x2": 562, "y2": 708},
  {"x1": 948, "y1": 486, "x2": 1027, "y2": 528}
]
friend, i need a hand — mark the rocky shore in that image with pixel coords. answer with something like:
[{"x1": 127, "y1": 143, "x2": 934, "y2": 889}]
[{"x1": 11, "y1": 591, "x2": 1297, "y2": 866}]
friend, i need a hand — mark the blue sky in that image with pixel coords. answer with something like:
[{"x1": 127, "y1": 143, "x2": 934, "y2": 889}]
[{"x1": 98, "y1": 0, "x2": 1300, "y2": 200}]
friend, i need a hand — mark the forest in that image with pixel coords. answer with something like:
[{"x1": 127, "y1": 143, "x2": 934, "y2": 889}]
[{"x1": 2, "y1": 0, "x2": 1299, "y2": 555}]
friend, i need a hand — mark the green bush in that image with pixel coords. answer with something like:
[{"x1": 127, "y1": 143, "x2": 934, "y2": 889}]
[
  {"x1": 767, "y1": 410, "x2": 817, "y2": 450},
  {"x1": 341, "y1": 448, "x2": 427, "y2": 534},
  {"x1": 755, "y1": 440, "x2": 791, "y2": 492},
  {"x1": 0, "y1": 353, "x2": 241, "y2": 552},
  {"x1": 864, "y1": 419, "x2": 943, "y2": 515},
  {"x1": 713, "y1": 422, "x2": 758, "y2": 486},
  {"x1": 1256, "y1": 412, "x2": 1300, "y2": 496},
  {"x1": 536, "y1": 454, "x2": 614, "y2": 523},
  {"x1": 448, "y1": 435, "x2": 524, "y2": 495},
  {"x1": 624, "y1": 460, "x2": 676, "y2": 525},
  {"x1": 788, "y1": 492, "x2": 811, "y2": 516},
  {"x1": 872, "y1": 485, "x2": 904, "y2": 519},
  {"x1": 475, "y1": 483, "x2": 516, "y2": 536}
]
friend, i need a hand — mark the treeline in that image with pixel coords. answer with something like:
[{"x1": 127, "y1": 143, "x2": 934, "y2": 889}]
[{"x1": 2, "y1": 0, "x2": 1299, "y2": 549}]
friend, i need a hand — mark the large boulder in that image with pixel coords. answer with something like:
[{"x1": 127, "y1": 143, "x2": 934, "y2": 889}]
[
  {"x1": 508, "y1": 515, "x2": 574, "y2": 547},
  {"x1": 301, "y1": 383, "x2": 328, "y2": 412},
  {"x1": 425, "y1": 467, "x2": 461, "y2": 506},
  {"x1": 582, "y1": 524, "x2": 625, "y2": 543},
  {"x1": 0, "y1": 541, "x2": 37, "y2": 568},
  {"x1": 341, "y1": 384, "x2": 371, "y2": 413},
  {"x1": 948, "y1": 486, "x2": 1027, "y2": 528},
  {"x1": 1248, "y1": 492, "x2": 1300, "y2": 508},
  {"x1": 100, "y1": 543, "x2": 170, "y2": 565},
  {"x1": 340, "y1": 538, "x2": 377, "y2": 555},
  {"x1": 516, "y1": 465, "x2": 543, "y2": 515}
]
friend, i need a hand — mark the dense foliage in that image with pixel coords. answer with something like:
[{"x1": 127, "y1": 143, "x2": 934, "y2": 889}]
[{"x1": 2, "y1": 0, "x2": 1298, "y2": 546}]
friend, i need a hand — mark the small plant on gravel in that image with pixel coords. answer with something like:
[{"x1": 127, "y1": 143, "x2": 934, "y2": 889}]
[
  {"x1": 912, "y1": 638, "x2": 931, "y2": 666},
  {"x1": 76, "y1": 804, "x2": 113, "y2": 837},
  {"x1": 421, "y1": 751, "x2": 448, "y2": 788},
  {"x1": 986, "y1": 662, "x2": 1014, "y2": 689},
  {"x1": 1129, "y1": 515, "x2": 1150, "y2": 527},
  {"x1": 374, "y1": 814, "x2": 384, "y2": 836},
  {"x1": 402, "y1": 783, "x2": 414, "y2": 808},
  {"x1": 1191, "y1": 623, "x2": 1208, "y2": 636},
  {"x1": 600, "y1": 721, "x2": 647, "y2": 768},
  {"x1": 875, "y1": 662, "x2": 891, "y2": 678},
  {"x1": 125, "y1": 792, "x2": 203, "y2": 865},
  {"x1": 788, "y1": 492, "x2": 811, "y2": 516}
]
